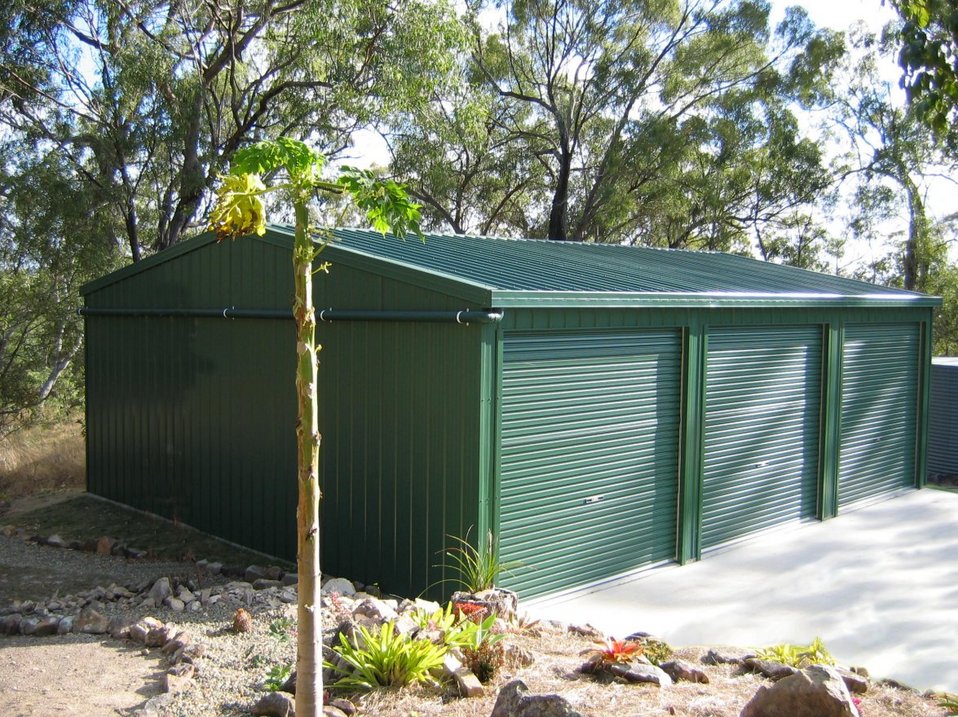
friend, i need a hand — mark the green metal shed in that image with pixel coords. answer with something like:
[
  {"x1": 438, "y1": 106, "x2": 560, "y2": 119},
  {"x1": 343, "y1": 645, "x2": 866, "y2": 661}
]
[{"x1": 81, "y1": 226, "x2": 939, "y2": 599}]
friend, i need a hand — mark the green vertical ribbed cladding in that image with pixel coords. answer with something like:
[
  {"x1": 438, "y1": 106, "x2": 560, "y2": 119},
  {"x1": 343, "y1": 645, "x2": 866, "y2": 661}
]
[
  {"x1": 838, "y1": 323, "x2": 920, "y2": 507},
  {"x1": 819, "y1": 322, "x2": 844, "y2": 519},
  {"x1": 701, "y1": 326, "x2": 823, "y2": 549},
  {"x1": 497, "y1": 329, "x2": 682, "y2": 598}
]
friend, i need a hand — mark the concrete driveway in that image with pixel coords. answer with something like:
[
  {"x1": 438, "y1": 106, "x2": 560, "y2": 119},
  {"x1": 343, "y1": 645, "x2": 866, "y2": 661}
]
[{"x1": 527, "y1": 488, "x2": 958, "y2": 692}]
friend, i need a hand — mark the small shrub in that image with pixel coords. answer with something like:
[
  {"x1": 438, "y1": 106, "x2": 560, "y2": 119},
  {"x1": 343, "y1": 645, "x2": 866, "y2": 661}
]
[
  {"x1": 637, "y1": 637, "x2": 673, "y2": 666},
  {"x1": 444, "y1": 613, "x2": 505, "y2": 652},
  {"x1": 441, "y1": 529, "x2": 522, "y2": 593},
  {"x1": 755, "y1": 636, "x2": 835, "y2": 668},
  {"x1": 263, "y1": 662, "x2": 293, "y2": 691},
  {"x1": 268, "y1": 617, "x2": 296, "y2": 642},
  {"x1": 463, "y1": 640, "x2": 505, "y2": 684},
  {"x1": 326, "y1": 622, "x2": 447, "y2": 691}
]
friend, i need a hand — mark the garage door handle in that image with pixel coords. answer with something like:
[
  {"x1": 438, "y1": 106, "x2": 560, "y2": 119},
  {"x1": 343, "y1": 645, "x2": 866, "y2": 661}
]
[{"x1": 583, "y1": 495, "x2": 605, "y2": 505}]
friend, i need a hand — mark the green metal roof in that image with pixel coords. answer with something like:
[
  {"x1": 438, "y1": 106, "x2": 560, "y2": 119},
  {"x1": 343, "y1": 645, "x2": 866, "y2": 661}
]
[
  {"x1": 319, "y1": 227, "x2": 939, "y2": 309},
  {"x1": 82, "y1": 225, "x2": 940, "y2": 309}
]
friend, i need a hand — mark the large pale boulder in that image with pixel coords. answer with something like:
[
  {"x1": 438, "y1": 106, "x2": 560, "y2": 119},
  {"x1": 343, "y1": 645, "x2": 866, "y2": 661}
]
[{"x1": 740, "y1": 665, "x2": 860, "y2": 717}]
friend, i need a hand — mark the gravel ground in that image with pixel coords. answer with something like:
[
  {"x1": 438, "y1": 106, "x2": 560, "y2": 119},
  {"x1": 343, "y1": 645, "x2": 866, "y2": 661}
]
[{"x1": 0, "y1": 533, "x2": 207, "y2": 605}]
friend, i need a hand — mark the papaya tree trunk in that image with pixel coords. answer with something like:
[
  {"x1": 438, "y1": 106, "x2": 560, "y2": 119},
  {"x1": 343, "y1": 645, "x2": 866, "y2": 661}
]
[{"x1": 292, "y1": 198, "x2": 323, "y2": 716}]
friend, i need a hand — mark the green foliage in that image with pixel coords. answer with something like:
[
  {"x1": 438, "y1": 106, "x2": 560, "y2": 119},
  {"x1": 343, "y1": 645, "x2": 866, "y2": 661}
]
[
  {"x1": 938, "y1": 692, "x2": 958, "y2": 715},
  {"x1": 441, "y1": 530, "x2": 522, "y2": 593},
  {"x1": 325, "y1": 622, "x2": 447, "y2": 692},
  {"x1": 263, "y1": 662, "x2": 294, "y2": 692},
  {"x1": 444, "y1": 612, "x2": 504, "y2": 652},
  {"x1": 410, "y1": 602, "x2": 459, "y2": 633},
  {"x1": 398, "y1": 0, "x2": 841, "y2": 247},
  {"x1": 755, "y1": 637, "x2": 835, "y2": 668},
  {"x1": 268, "y1": 617, "x2": 296, "y2": 643},
  {"x1": 462, "y1": 640, "x2": 505, "y2": 684},
  {"x1": 636, "y1": 637, "x2": 673, "y2": 667},
  {"x1": 890, "y1": 0, "x2": 958, "y2": 133}
]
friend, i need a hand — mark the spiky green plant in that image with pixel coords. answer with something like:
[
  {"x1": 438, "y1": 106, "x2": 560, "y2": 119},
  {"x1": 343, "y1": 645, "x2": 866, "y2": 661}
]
[
  {"x1": 325, "y1": 622, "x2": 446, "y2": 691},
  {"x1": 442, "y1": 529, "x2": 522, "y2": 593}
]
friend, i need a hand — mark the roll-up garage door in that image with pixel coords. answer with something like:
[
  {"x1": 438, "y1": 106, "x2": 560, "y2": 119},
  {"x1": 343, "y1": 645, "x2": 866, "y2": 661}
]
[
  {"x1": 498, "y1": 330, "x2": 682, "y2": 598},
  {"x1": 839, "y1": 323, "x2": 920, "y2": 506},
  {"x1": 702, "y1": 326, "x2": 823, "y2": 549}
]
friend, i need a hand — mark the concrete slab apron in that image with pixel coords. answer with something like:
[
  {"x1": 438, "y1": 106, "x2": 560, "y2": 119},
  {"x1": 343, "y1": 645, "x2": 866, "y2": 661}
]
[{"x1": 527, "y1": 489, "x2": 958, "y2": 692}]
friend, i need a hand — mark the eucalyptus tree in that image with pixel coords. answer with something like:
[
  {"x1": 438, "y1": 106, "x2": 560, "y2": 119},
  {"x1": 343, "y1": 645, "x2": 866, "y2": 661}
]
[
  {"x1": 831, "y1": 27, "x2": 957, "y2": 292},
  {"x1": 453, "y1": 0, "x2": 842, "y2": 243},
  {"x1": 889, "y1": 0, "x2": 958, "y2": 133},
  {"x1": 0, "y1": 0, "x2": 460, "y2": 259}
]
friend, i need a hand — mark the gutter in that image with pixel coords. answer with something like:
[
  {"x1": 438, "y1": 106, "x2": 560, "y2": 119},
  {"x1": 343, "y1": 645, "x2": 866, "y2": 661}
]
[{"x1": 78, "y1": 307, "x2": 504, "y2": 324}]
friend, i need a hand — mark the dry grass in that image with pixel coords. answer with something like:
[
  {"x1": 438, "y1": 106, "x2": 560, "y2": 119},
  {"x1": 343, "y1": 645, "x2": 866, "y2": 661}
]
[
  {"x1": 348, "y1": 626, "x2": 948, "y2": 717},
  {"x1": 0, "y1": 417, "x2": 85, "y2": 500}
]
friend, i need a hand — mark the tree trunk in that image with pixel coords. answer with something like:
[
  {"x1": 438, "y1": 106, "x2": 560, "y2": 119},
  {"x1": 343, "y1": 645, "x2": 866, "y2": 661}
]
[
  {"x1": 548, "y1": 147, "x2": 572, "y2": 241},
  {"x1": 292, "y1": 200, "x2": 323, "y2": 717},
  {"x1": 902, "y1": 174, "x2": 925, "y2": 292}
]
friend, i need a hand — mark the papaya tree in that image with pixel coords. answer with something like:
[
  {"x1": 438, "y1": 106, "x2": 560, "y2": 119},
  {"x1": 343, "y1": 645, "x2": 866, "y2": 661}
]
[{"x1": 208, "y1": 137, "x2": 421, "y2": 717}]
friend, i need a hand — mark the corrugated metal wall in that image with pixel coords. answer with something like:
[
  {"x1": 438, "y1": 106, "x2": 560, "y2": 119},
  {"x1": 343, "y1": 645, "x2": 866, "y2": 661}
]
[
  {"x1": 497, "y1": 330, "x2": 681, "y2": 597},
  {"x1": 318, "y1": 319, "x2": 487, "y2": 598},
  {"x1": 85, "y1": 239, "x2": 300, "y2": 557},
  {"x1": 928, "y1": 360, "x2": 958, "y2": 477}
]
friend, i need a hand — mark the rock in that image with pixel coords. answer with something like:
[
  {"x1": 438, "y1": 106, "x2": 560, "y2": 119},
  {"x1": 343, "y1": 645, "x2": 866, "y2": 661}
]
[
  {"x1": 165, "y1": 597, "x2": 186, "y2": 612},
  {"x1": 413, "y1": 598, "x2": 441, "y2": 614},
  {"x1": 245, "y1": 565, "x2": 269, "y2": 582},
  {"x1": 176, "y1": 587, "x2": 195, "y2": 603},
  {"x1": 206, "y1": 561, "x2": 223, "y2": 575},
  {"x1": 20, "y1": 616, "x2": 60, "y2": 637},
  {"x1": 280, "y1": 670, "x2": 297, "y2": 694},
  {"x1": 329, "y1": 698, "x2": 356, "y2": 716},
  {"x1": 136, "y1": 693, "x2": 173, "y2": 717},
  {"x1": 323, "y1": 708, "x2": 347, "y2": 717},
  {"x1": 474, "y1": 587, "x2": 519, "y2": 621},
  {"x1": 265, "y1": 565, "x2": 283, "y2": 580},
  {"x1": 108, "y1": 616, "x2": 134, "y2": 639},
  {"x1": 503, "y1": 643, "x2": 536, "y2": 668},
  {"x1": 566, "y1": 623, "x2": 603, "y2": 639},
  {"x1": 490, "y1": 679, "x2": 583, "y2": 717},
  {"x1": 163, "y1": 663, "x2": 195, "y2": 693},
  {"x1": 130, "y1": 617, "x2": 171, "y2": 647},
  {"x1": 96, "y1": 536, "x2": 117, "y2": 555},
  {"x1": 607, "y1": 662, "x2": 673, "y2": 687},
  {"x1": 253, "y1": 579, "x2": 284, "y2": 591},
  {"x1": 352, "y1": 597, "x2": 398, "y2": 622},
  {"x1": 836, "y1": 666, "x2": 869, "y2": 694},
  {"x1": 233, "y1": 607, "x2": 254, "y2": 633},
  {"x1": 443, "y1": 652, "x2": 484, "y2": 697},
  {"x1": 277, "y1": 589, "x2": 297, "y2": 604},
  {"x1": 171, "y1": 643, "x2": 206, "y2": 666},
  {"x1": 252, "y1": 691, "x2": 295, "y2": 717},
  {"x1": 162, "y1": 631, "x2": 192, "y2": 655},
  {"x1": 149, "y1": 577, "x2": 173, "y2": 603},
  {"x1": 45, "y1": 534, "x2": 69, "y2": 548},
  {"x1": 744, "y1": 657, "x2": 801, "y2": 681},
  {"x1": 740, "y1": 665, "x2": 860, "y2": 717},
  {"x1": 58, "y1": 616, "x2": 74, "y2": 635},
  {"x1": 322, "y1": 577, "x2": 357, "y2": 596},
  {"x1": 661, "y1": 659, "x2": 709, "y2": 684},
  {"x1": 0, "y1": 614, "x2": 22, "y2": 635},
  {"x1": 146, "y1": 623, "x2": 173, "y2": 648},
  {"x1": 281, "y1": 573, "x2": 299, "y2": 587},
  {"x1": 76, "y1": 606, "x2": 110, "y2": 634},
  {"x1": 123, "y1": 547, "x2": 148, "y2": 559},
  {"x1": 704, "y1": 648, "x2": 756, "y2": 665}
]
